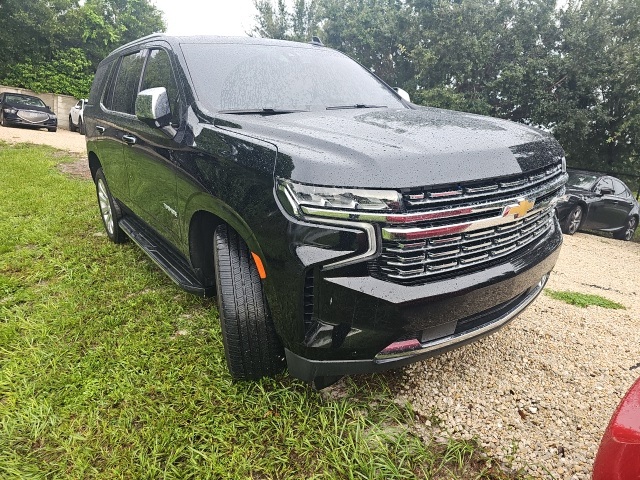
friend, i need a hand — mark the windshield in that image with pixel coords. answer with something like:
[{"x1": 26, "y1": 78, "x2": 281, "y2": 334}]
[
  {"x1": 180, "y1": 42, "x2": 405, "y2": 113},
  {"x1": 567, "y1": 171, "x2": 598, "y2": 190},
  {"x1": 5, "y1": 94, "x2": 46, "y2": 108}
]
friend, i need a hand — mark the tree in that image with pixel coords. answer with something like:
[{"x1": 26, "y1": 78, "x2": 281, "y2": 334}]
[
  {"x1": 0, "y1": 0, "x2": 165, "y2": 98},
  {"x1": 252, "y1": 0, "x2": 640, "y2": 175}
]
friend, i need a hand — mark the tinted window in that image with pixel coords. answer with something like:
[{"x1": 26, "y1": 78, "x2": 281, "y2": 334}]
[
  {"x1": 567, "y1": 171, "x2": 597, "y2": 190},
  {"x1": 612, "y1": 179, "x2": 628, "y2": 196},
  {"x1": 596, "y1": 177, "x2": 614, "y2": 192},
  {"x1": 100, "y1": 60, "x2": 119, "y2": 109},
  {"x1": 140, "y1": 49, "x2": 180, "y2": 124},
  {"x1": 111, "y1": 51, "x2": 146, "y2": 114},
  {"x1": 5, "y1": 94, "x2": 46, "y2": 108},
  {"x1": 180, "y1": 43, "x2": 404, "y2": 112}
]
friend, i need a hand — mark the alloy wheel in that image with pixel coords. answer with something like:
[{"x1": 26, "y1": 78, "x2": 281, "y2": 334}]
[
  {"x1": 624, "y1": 217, "x2": 637, "y2": 241},
  {"x1": 97, "y1": 178, "x2": 114, "y2": 235},
  {"x1": 568, "y1": 207, "x2": 582, "y2": 234}
]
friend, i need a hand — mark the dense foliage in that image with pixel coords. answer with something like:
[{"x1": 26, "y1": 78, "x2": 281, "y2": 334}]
[
  {"x1": 0, "y1": 0, "x2": 165, "y2": 99},
  {"x1": 252, "y1": 0, "x2": 640, "y2": 176}
]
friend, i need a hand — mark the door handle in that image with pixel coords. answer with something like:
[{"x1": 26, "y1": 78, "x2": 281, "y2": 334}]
[
  {"x1": 95, "y1": 125, "x2": 106, "y2": 134},
  {"x1": 122, "y1": 134, "x2": 137, "y2": 145}
]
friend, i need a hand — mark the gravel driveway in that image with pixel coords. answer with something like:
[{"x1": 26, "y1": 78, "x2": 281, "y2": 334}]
[
  {"x1": 3, "y1": 124, "x2": 638, "y2": 478},
  {"x1": 395, "y1": 233, "x2": 640, "y2": 478}
]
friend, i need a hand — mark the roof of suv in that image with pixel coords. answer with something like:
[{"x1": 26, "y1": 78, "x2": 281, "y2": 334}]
[{"x1": 110, "y1": 34, "x2": 322, "y2": 58}]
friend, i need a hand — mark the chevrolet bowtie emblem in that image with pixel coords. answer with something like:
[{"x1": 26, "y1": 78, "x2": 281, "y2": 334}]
[{"x1": 505, "y1": 199, "x2": 535, "y2": 219}]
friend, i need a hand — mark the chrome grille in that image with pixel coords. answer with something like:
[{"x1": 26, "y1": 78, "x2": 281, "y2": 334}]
[
  {"x1": 17, "y1": 110, "x2": 49, "y2": 123},
  {"x1": 378, "y1": 207, "x2": 555, "y2": 281},
  {"x1": 374, "y1": 164, "x2": 567, "y2": 284}
]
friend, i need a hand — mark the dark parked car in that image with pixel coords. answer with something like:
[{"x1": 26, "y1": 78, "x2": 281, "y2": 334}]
[
  {"x1": 557, "y1": 170, "x2": 639, "y2": 240},
  {"x1": 84, "y1": 35, "x2": 567, "y2": 387},
  {"x1": 0, "y1": 92, "x2": 57, "y2": 132}
]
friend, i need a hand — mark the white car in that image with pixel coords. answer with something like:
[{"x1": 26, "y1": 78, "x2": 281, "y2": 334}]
[{"x1": 68, "y1": 99, "x2": 87, "y2": 134}]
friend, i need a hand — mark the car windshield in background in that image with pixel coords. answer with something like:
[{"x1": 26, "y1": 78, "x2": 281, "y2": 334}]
[
  {"x1": 5, "y1": 94, "x2": 46, "y2": 108},
  {"x1": 567, "y1": 171, "x2": 598, "y2": 190},
  {"x1": 180, "y1": 43, "x2": 405, "y2": 113}
]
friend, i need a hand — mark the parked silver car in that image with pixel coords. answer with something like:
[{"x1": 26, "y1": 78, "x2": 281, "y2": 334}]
[{"x1": 68, "y1": 99, "x2": 87, "y2": 134}]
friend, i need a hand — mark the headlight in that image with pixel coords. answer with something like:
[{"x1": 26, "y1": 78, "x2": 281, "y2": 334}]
[
  {"x1": 3, "y1": 107, "x2": 17, "y2": 114},
  {"x1": 49, "y1": 114, "x2": 57, "y2": 119},
  {"x1": 278, "y1": 178, "x2": 402, "y2": 219}
]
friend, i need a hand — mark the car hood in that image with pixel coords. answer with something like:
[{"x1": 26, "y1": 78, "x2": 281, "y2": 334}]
[
  {"x1": 214, "y1": 106, "x2": 565, "y2": 189},
  {"x1": 5, "y1": 100, "x2": 53, "y2": 114}
]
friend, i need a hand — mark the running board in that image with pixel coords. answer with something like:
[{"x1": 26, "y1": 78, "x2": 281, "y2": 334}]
[{"x1": 119, "y1": 217, "x2": 213, "y2": 297}]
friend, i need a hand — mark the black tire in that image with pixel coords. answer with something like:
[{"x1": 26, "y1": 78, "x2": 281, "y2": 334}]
[
  {"x1": 69, "y1": 116, "x2": 76, "y2": 132},
  {"x1": 213, "y1": 224, "x2": 284, "y2": 380},
  {"x1": 94, "y1": 168, "x2": 126, "y2": 243},
  {"x1": 0, "y1": 113, "x2": 7, "y2": 127},
  {"x1": 561, "y1": 205, "x2": 583, "y2": 235},
  {"x1": 613, "y1": 216, "x2": 638, "y2": 241},
  {"x1": 48, "y1": 127, "x2": 57, "y2": 133},
  {"x1": 78, "y1": 118, "x2": 85, "y2": 135}
]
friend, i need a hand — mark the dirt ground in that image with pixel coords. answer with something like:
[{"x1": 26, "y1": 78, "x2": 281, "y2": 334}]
[{"x1": 0, "y1": 123, "x2": 87, "y2": 154}]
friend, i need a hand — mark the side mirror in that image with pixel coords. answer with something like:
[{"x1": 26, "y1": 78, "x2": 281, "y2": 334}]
[
  {"x1": 393, "y1": 87, "x2": 411, "y2": 103},
  {"x1": 135, "y1": 87, "x2": 172, "y2": 128},
  {"x1": 598, "y1": 187, "x2": 614, "y2": 196}
]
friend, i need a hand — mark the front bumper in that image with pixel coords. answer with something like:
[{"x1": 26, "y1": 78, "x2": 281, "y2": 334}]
[
  {"x1": 2, "y1": 112, "x2": 57, "y2": 128},
  {"x1": 279, "y1": 218, "x2": 562, "y2": 383}
]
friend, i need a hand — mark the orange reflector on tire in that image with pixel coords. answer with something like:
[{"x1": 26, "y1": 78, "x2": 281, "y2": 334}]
[{"x1": 251, "y1": 252, "x2": 267, "y2": 279}]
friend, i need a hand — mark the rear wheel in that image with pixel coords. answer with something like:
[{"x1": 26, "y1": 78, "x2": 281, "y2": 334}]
[
  {"x1": 69, "y1": 116, "x2": 76, "y2": 132},
  {"x1": 78, "y1": 118, "x2": 85, "y2": 135},
  {"x1": 94, "y1": 168, "x2": 126, "y2": 243},
  {"x1": 614, "y1": 216, "x2": 638, "y2": 241},
  {"x1": 561, "y1": 205, "x2": 583, "y2": 235},
  {"x1": 213, "y1": 224, "x2": 284, "y2": 380}
]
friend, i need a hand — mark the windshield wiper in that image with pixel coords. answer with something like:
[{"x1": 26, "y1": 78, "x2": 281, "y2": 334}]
[
  {"x1": 326, "y1": 104, "x2": 388, "y2": 110},
  {"x1": 218, "y1": 108, "x2": 308, "y2": 115}
]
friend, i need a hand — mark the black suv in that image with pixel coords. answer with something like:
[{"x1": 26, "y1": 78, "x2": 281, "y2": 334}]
[{"x1": 85, "y1": 35, "x2": 567, "y2": 387}]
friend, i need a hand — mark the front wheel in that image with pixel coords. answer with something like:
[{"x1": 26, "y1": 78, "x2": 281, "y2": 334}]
[
  {"x1": 94, "y1": 168, "x2": 126, "y2": 243},
  {"x1": 561, "y1": 205, "x2": 583, "y2": 235},
  {"x1": 213, "y1": 224, "x2": 284, "y2": 380},
  {"x1": 69, "y1": 116, "x2": 76, "y2": 132},
  {"x1": 614, "y1": 216, "x2": 638, "y2": 241},
  {"x1": 78, "y1": 118, "x2": 85, "y2": 135}
]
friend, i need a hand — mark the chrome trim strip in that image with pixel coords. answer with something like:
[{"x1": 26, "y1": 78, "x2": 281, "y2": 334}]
[
  {"x1": 381, "y1": 193, "x2": 560, "y2": 241},
  {"x1": 406, "y1": 168, "x2": 565, "y2": 207},
  {"x1": 375, "y1": 273, "x2": 549, "y2": 361},
  {"x1": 301, "y1": 173, "x2": 566, "y2": 226},
  {"x1": 306, "y1": 217, "x2": 378, "y2": 270}
]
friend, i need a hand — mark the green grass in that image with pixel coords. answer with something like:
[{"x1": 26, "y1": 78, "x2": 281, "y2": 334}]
[
  {"x1": 0, "y1": 142, "x2": 520, "y2": 479},
  {"x1": 545, "y1": 289, "x2": 625, "y2": 309}
]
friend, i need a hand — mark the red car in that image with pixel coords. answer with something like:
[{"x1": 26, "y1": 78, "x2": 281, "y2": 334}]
[{"x1": 593, "y1": 377, "x2": 640, "y2": 479}]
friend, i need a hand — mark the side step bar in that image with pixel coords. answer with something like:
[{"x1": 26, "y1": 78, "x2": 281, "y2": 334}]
[{"x1": 119, "y1": 217, "x2": 213, "y2": 297}]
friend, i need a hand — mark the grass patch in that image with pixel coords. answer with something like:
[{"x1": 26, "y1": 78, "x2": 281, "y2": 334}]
[
  {"x1": 0, "y1": 142, "x2": 519, "y2": 479},
  {"x1": 545, "y1": 289, "x2": 625, "y2": 309}
]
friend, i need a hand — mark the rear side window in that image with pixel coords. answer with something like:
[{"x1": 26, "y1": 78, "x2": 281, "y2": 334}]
[
  {"x1": 612, "y1": 179, "x2": 628, "y2": 196},
  {"x1": 596, "y1": 177, "x2": 614, "y2": 192},
  {"x1": 111, "y1": 51, "x2": 146, "y2": 114},
  {"x1": 140, "y1": 49, "x2": 180, "y2": 124}
]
